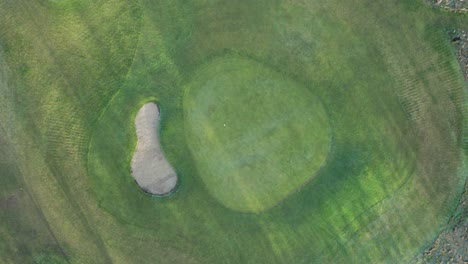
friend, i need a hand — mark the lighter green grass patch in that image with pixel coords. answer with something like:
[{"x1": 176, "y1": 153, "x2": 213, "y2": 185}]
[{"x1": 184, "y1": 57, "x2": 331, "y2": 212}]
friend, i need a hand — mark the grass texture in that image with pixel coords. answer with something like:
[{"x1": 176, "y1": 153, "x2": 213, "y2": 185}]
[{"x1": 0, "y1": 0, "x2": 467, "y2": 263}]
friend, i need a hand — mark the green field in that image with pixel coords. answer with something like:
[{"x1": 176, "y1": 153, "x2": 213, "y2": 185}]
[
  {"x1": 0, "y1": 0, "x2": 467, "y2": 263},
  {"x1": 184, "y1": 56, "x2": 331, "y2": 212}
]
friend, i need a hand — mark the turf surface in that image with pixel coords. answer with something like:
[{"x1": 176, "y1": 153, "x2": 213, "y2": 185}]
[
  {"x1": 0, "y1": 0, "x2": 467, "y2": 263},
  {"x1": 184, "y1": 56, "x2": 331, "y2": 212}
]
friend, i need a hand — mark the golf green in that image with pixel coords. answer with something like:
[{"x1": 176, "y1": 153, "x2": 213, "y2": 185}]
[{"x1": 185, "y1": 57, "x2": 331, "y2": 212}]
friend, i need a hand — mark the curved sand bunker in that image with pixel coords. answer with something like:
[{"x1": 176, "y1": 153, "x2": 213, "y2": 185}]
[{"x1": 131, "y1": 103, "x2": 177, "y2": 195}]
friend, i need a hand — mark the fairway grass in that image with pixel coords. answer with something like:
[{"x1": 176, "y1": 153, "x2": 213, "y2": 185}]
[
  {"x1": 184, "y1": 56, "x2": 331, "y2": 212},
  {"x1": 1, "y1": 0, "x2": 467, "y2": 263}
]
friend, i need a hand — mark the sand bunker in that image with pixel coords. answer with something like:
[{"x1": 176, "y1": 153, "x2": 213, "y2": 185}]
[{"x1": 131, "y1": 103, "x2": 177, "y2": 195}]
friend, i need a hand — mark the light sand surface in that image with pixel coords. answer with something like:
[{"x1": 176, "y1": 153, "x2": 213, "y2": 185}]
[{"x1": 131, "y1": 103, "x2": 177, "y2": 195}]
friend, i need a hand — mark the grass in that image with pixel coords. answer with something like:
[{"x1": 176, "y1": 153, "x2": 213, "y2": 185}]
[
  {"x1": 0, "y1": 0, "x2": 467, "y2": 263},
  {"x1": 184, "y1": 56, "x2": 331, "y2": 212}
]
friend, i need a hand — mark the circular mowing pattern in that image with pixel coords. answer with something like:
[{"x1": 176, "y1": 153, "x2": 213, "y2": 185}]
[{"x1": 184, "y1": 57, "x2": 331, "y2": 212}]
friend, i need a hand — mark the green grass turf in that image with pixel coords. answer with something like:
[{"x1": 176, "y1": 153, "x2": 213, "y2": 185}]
[
  {"x1": 184, "y1": 56, "x2": 331, "y2": 212},
  {"x1": 0, "y1": 0, "x2": 468, "y2": 263}
]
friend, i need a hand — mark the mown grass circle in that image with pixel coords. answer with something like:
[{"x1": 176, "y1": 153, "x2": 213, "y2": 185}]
[{"x1": 184, "y1": 57, "x2": 331, "y2": 212}]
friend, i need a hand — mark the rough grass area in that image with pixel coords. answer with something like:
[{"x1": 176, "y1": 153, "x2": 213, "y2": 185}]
[
  {"x1": 426, "y1": 0, "x2": 468, "y2": 12},
  {"x1": 451, "y1": 30, "x2": 468, "y2": 80},
  {"x1": 0, "y1": 0, "x2": 467, "y2": 263},
  {"x1": 0, "y1": 135, "x2": 68, "y2": 264},
  {"x1": 415, "y1": 189, "x2": 468, "y2": 263},
  {"x1": 415, "y1": 29, "x2": 468, "y2": 264}
]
